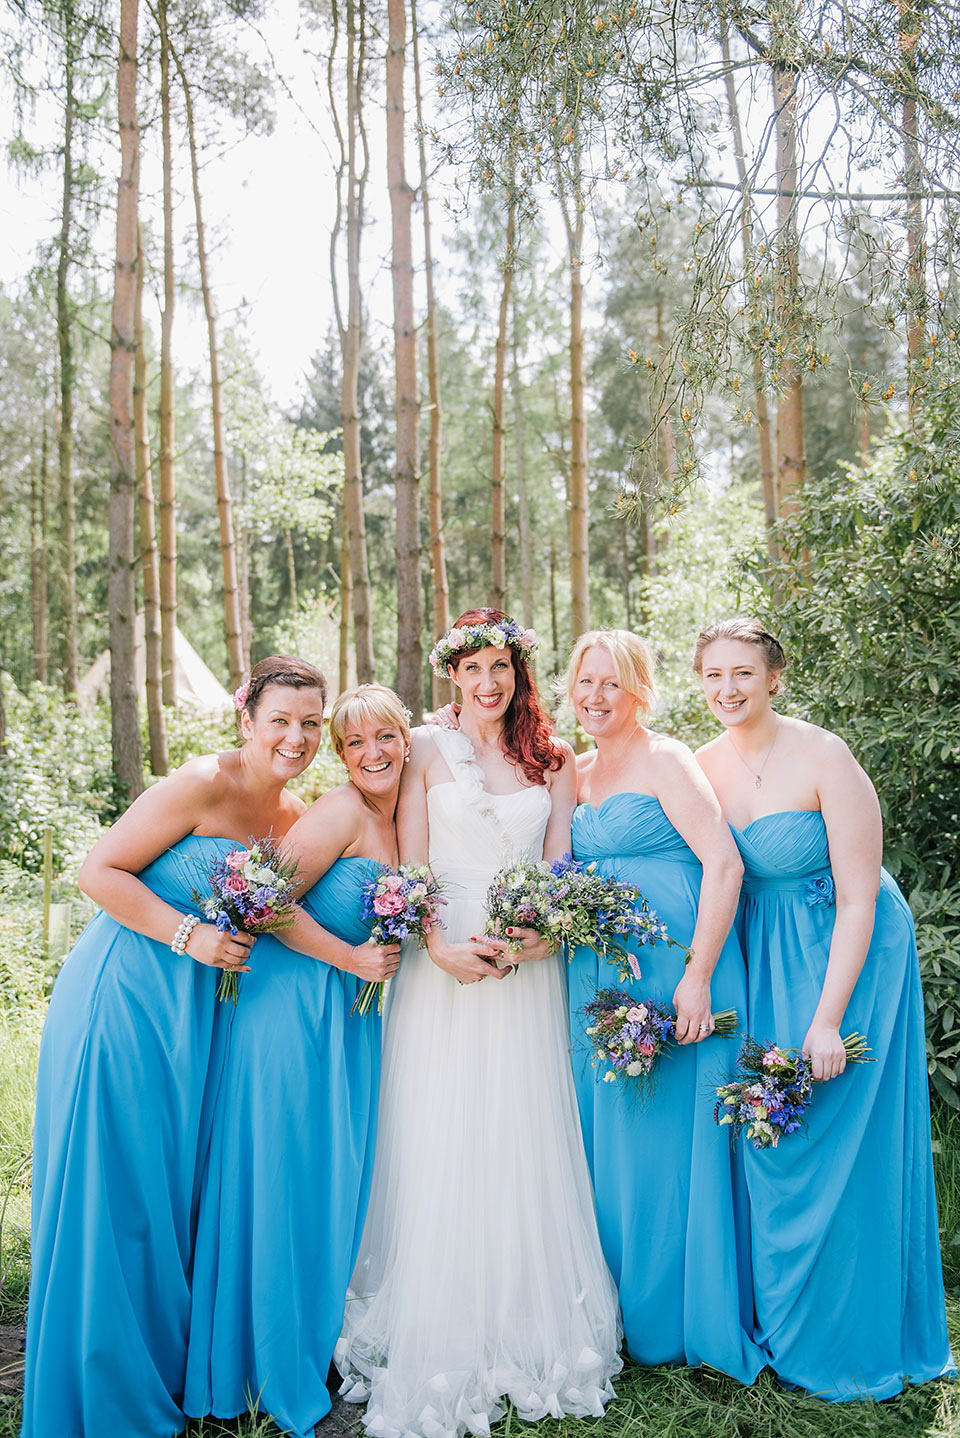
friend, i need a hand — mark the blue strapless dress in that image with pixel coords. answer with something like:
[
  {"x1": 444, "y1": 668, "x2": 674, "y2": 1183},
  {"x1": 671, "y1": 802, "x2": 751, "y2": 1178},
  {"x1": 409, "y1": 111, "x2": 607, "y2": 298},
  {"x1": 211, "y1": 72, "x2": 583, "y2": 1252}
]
[
  {"x1": 184, "y1": 856, "x2": 382, "y2": 1438},
  {"x1": 21, "y1": 834, "x2": 229, "y2": 1438},
  {"x1": 733, "y1": 810, "x2": 954, "y2": 1400},
  {"x1": 570, "y1": 794, "x2": 761, "y2": 1381}
]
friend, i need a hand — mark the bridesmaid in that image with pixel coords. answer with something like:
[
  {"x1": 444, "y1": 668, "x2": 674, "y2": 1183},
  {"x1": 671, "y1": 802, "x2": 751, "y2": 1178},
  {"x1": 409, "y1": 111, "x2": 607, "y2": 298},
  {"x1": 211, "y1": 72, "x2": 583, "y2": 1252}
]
[
  {"x1": 21, "y1": 655, "x2": 327, "y2": 1438},
  {"x1": 184, "y1": 684, "x2": 407, "y2": 1438},
  {"x1": 694, "y1": 617, "x2": 954, "y2": 1399},
  {"x1": 564, "y1": 630, "x2": 763, "y2": 1381}
]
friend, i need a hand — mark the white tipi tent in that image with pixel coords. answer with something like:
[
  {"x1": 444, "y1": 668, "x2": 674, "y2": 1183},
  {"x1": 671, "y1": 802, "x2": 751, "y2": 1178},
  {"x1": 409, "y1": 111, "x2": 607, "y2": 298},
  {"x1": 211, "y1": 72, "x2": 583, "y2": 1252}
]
[{"x1": 78, "y1": 615, "x2": 234, "y2": 714}]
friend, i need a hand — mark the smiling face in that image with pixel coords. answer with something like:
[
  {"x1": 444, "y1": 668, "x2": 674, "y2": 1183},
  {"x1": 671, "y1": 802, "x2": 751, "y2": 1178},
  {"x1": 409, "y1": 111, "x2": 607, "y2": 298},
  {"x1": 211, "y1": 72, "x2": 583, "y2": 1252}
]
[
  {"x1": 449, "y1": 645, "x2": 516, "y2": 723},
  {"x1": 698, "y1": 638, "x2": 779, "y2": 730},
  {"x1": 339, "y1": 715, "x2": 407, "y2": 799},
  {"x1": 241, "y1": 683, "x2": 325, "y2": 779},
  {"x1": 572, "y1": 644, "x2": 640, "y2": 740}
]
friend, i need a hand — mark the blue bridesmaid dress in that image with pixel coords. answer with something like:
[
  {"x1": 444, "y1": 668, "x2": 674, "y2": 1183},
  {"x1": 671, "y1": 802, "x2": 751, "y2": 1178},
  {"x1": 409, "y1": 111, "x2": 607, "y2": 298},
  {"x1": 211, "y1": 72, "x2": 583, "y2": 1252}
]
[
  {"x1": 733, "y1": 810, "x2": 954, "y2": 1400},
  {"x1": 21, "y1": 834, "x2": 230, "y2": 1438},
  {"x1": 184, "y1": 857, "x2": 382, "y2": 1438},
  {"x1": 569, "y1": 794, "x2": 762, "y2": 1381}
]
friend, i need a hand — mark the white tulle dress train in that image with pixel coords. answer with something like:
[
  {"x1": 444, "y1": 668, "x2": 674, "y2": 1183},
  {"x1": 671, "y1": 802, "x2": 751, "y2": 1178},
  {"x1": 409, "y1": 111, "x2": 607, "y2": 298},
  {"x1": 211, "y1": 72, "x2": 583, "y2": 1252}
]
[{"x1": 335, "y1": 728, "x2": 621, "y2": 1438}]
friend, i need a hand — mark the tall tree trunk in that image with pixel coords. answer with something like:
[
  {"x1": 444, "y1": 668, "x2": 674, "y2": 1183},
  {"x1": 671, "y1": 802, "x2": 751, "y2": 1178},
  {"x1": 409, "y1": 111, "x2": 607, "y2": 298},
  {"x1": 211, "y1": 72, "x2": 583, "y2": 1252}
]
[
  {"x1": 173, "y1": 42, "x2": 244, "y2": 691},
  {"x1": 31, "y1": 389, "x2": 49, "y2": 683},
  {"x1": 284, "y1": 528, "x2": 298, "y2": 619},
  {"x1": 57, "y1": 13, "x2": 78, "y2": 695},
  {"x1": 491, "y1": 197, "x2": 515, "y2": 612},
  {"x1": 721, "y1": 21, "x2": 777, "y2": 536},
  {"x1": 655, "y1": 298, "x2": 677, "y2": 493},
  {"x1": 158, "y1": 0, "x2": 177, "y2": 704},
  {"x1": 135, "y1": 227, "x2": 168, "y2": 775},
  {"x1": 237, "y1": 450, "x2": 251, "y2": 669},
  {"x1": 412, "y1": 0, "x2": 450, "y2": 706},
  {"x1": 386, "y1": 0, "x2": 422, "y2": 718},
  {"x1": 339, "y1": 508, "x2": 351, "y2": 692},
  {"x1": 329, "y1": 0, "x2": 375, "y2": 683},
  {"x1": 773, "y1": 59, "x2": 805, "y2": 516},
  {"x1": 548, "y1": 536, "x2": 559, "y2": 675},
  {"x1": 109, "y1": 0, "x2": 144, "y2": 806},
  {"x1": 511, "y1": 291, "x2": 534, "y2": 630},
  {"x1": 901, "y1": 0, "x2": 926, "y2": 428},
  {"x1": 556, "y1": 141, "x2": 588, "y2": 640}
]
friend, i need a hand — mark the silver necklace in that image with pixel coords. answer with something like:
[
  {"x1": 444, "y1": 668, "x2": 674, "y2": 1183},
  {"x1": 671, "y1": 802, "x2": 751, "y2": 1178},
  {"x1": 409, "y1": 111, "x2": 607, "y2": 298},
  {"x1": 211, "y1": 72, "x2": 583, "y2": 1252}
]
[{"x1": 728, "y1": 723, "x2": 780, "y2": 790}]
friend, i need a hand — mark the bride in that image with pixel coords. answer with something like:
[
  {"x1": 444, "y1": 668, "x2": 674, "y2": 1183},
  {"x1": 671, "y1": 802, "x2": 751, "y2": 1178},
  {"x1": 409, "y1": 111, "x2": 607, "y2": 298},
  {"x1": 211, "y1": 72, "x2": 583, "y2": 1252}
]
[{"x1": 336, "y1": 609, "x2": 622, "y2": 1438}]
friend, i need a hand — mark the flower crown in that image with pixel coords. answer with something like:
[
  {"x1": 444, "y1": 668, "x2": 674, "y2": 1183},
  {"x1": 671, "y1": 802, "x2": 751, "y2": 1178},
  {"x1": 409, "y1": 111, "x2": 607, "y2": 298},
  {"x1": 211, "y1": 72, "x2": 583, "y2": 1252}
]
[{"x1": 429, "y1": 618, "x2": 539, "y2": 677}]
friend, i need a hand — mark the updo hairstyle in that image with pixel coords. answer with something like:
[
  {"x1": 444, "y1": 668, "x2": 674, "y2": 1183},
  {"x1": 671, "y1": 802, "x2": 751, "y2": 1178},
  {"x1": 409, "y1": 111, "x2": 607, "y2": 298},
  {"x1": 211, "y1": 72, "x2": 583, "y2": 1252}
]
[
  {"x1": 692, "y1": 618, "x2": 786, "y2": 695},
  {"x1": 240, "y1": 656, "x2": 328, "y2": 734}
]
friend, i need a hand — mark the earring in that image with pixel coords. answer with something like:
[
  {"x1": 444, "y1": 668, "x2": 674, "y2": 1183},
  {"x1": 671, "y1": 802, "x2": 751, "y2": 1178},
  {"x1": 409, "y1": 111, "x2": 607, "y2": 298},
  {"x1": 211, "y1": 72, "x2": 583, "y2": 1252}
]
[{"x1": 404, "y1": 748, "x2": 411, "y2": 763}]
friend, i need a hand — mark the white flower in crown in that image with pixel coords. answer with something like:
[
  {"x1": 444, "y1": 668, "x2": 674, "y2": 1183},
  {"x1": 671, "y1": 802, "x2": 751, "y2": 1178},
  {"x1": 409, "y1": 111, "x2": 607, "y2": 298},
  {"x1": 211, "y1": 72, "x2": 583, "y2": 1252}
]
[{"x1": 488, "y1": 626, "x2": 507, "y2": 648}]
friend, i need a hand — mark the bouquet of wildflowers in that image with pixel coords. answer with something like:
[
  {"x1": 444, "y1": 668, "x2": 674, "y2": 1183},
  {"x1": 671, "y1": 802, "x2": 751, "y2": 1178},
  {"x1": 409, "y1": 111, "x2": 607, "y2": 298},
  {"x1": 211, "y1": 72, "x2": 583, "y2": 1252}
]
[
  {"x1": 714, "y1": 1032, "x2": 873, "y2": 1149},
  {"x1": 484, "y1": 855, "x2": 683, "y2": 972},
  {"x1": 583, "y1": 988, "x2": 739, "y2": 1093},
  {"x1": 353, "y1": 864, "x2": 446, "y2": 1016},
  {"x1": 193, "y1": 837, "x2": 302, "y2": 1004}
]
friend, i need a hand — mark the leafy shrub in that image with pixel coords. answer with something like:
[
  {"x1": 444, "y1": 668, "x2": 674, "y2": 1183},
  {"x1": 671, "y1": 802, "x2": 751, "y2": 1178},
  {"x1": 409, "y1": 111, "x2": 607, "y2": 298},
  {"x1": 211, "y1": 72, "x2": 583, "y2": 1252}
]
[
  {"x1": 743, "y1": 387, "x2": 960, "y2": 899},
  {"x1": 0, "y1": 680, "x2": 112, "y2": 883},
  {"x1": 912, "y1": 881, "x2": 960, "y2": 1109}
]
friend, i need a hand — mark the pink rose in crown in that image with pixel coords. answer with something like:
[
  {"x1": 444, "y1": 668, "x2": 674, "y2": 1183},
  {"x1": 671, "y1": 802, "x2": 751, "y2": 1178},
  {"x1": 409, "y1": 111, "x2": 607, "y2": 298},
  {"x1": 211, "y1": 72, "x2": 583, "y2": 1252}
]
[
  {"x1": 373, "y1": 890, "x2": 407, "y2": 917},
  {"x1": 225, "y1": 850, "x2": 250, "y2": 870},
  {"x1": 225, "y1": 872, "x2": 250, "y2": 895},
  {"x1": 519, "y1": 629, "x2": 538, "y2": 649}
]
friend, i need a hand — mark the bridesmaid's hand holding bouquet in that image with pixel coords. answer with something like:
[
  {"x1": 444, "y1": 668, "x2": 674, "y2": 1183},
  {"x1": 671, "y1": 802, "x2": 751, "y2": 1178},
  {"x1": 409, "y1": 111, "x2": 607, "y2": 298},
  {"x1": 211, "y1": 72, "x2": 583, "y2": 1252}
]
[
  {"x1": 354, "y1": 865, "x2": 446, "y2": 1016},
  {"x1": 714, "y1": 1033, "x2": 873, "y2": 1149},
  {"x1": 192, "y1": 837, "x2": 302, "y2": 1004}
]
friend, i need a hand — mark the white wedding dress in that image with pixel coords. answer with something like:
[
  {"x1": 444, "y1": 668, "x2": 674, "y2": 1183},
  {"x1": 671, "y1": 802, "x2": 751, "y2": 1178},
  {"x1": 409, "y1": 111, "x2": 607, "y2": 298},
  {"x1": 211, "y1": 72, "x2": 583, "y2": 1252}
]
[{"x1": 336, "y1": 728, "x2": 622, "y2": 1438}]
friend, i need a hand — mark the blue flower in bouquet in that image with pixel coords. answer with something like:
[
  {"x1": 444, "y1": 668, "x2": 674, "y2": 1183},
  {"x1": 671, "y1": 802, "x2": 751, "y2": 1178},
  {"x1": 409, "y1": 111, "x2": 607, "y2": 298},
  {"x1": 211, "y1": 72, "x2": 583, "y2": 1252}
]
[{"x1": 353, "y1": 866, "x2": 446, "y2": 1016}]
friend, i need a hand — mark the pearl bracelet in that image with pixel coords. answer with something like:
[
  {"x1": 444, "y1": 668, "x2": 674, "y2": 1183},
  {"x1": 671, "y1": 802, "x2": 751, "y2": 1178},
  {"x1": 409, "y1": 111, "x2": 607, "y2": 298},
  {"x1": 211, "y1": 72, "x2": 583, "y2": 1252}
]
[{"x1": 171, "y1": 914, "x2": 200, "y2": 955}]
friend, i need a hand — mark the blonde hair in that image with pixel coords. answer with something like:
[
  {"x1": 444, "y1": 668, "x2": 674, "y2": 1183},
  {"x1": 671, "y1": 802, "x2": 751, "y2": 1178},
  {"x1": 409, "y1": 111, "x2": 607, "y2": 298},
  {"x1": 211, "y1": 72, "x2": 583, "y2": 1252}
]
[
  {"x1": 328, "y1": 684, "x2": 411, "y2": 758},
  {"x1": 562, "y1": 630, "x2": 657, "y2": 718}
]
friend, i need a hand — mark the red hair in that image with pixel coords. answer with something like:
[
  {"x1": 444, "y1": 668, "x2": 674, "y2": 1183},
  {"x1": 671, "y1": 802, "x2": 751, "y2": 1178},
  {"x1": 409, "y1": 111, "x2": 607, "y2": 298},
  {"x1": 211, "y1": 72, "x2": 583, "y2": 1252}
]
[{"x1": 446, "y1": 608, "x2": 562, "y2": 787}]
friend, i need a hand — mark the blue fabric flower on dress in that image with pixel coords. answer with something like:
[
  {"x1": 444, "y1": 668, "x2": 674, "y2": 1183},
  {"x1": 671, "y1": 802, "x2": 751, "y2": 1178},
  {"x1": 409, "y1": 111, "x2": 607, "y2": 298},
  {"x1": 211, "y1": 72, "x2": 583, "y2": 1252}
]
[{"x1": 802, "y1": 874, "x2": 836, "y2": 907}]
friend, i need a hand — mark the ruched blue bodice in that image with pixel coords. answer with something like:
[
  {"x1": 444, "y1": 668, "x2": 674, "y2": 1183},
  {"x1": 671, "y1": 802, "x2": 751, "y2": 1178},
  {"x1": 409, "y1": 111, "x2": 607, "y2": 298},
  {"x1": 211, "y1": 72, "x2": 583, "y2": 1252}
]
[
  {"x1": 21, "y1": 835, "x2": 234, "y2": 1438},
  {"x1": 572, "y1": 791, "x2": 701, "y2": 866},
  {"x1": 568, "y1": 794, "x2": 760, "y2": 1381},
  {"x1": 185, "y1": 856, "x2": 383, "y2": 1438},
  {"x1": 731, "y1": 810, "x2": 953, "y2": 1400}
]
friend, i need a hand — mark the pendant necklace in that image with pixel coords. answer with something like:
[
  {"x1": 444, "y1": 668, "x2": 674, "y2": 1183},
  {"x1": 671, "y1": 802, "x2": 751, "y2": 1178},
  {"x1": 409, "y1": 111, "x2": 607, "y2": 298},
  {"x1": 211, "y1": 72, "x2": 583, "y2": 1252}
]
[{"x1": 729, "y1": 721, "x2": 780, "y2": 790}]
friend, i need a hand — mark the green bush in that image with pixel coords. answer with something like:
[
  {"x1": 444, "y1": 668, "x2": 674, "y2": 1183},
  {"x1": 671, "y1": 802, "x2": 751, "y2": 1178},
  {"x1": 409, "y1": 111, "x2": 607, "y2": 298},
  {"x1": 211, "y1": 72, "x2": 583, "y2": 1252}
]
[
  {"x1": 0, "y1": 680, "x2": 112, "y2": 883},
  {"x1": 743, "y1": 388, "x2": 960, "y2": 900}
]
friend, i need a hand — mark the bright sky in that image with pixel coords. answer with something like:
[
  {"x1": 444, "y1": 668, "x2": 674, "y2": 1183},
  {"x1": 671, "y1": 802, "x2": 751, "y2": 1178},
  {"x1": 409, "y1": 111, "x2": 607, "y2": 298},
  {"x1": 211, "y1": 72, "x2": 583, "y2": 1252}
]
[{"x1": 0, "y1": 0, "x2": 403, "y2": 409}]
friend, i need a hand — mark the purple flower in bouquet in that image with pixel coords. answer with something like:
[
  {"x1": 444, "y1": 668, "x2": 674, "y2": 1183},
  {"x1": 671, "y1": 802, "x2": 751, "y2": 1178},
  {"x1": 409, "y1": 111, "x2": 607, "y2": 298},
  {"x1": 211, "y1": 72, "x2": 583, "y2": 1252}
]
[
  {"x1": 484, "y1": 856, "x2": 683, "y2": 974},
  {"x1": 354, "y1": 865, "x2": 446, "y2": 1016},
  {"x1": 715, "y1": 1032, "x2": 872, "y2": 1149},
  {"x1": 583, "y1": 987, "x2": 739, "y2": 1096},
  {"x1": 192, "y1": 837, "x2": 302, "y2": 1004}
]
